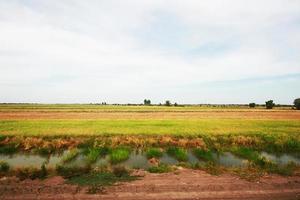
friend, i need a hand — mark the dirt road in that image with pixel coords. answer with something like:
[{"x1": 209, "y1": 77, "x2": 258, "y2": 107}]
[{"x1": 1, "y1": 169, "x2": 299, "y2": 200}]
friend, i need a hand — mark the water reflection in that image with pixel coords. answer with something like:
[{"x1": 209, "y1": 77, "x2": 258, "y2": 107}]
[{"x1": 0, "y1": 150, "x2": 298, "y2": 170}]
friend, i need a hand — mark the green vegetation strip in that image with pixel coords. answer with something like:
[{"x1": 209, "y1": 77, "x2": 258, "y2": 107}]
[
  {"x1": 167, "y1": 147, "x2": 188, "y2": 161},
  {"x1": 146, "y1": 148, "x2": 163, "y2": 159},
  {"x1": 193, "y1": 149, "x2": 214, "y2": 161},
  {"x1": 110, "y1": 148, "x2": 130, "y2": 164},
  {"x1": 1, "y1": 119, "x2": 299, "y2": 136}
]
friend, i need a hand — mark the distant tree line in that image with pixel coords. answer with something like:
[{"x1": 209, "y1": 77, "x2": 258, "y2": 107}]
[
  {"x1": 248, "y1": 98, "x2": 300, "y2": 110},
  {"x1": 90, "y1": 98, "x2": 300, "y2": 110}
]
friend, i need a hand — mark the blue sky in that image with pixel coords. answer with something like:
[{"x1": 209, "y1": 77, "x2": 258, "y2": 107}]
[{"x1": 0, "y1": 0, "x2": 299, "y2": 104}]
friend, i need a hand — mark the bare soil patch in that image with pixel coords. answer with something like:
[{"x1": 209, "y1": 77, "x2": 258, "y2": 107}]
[{"x1": 0, "y1": 169, "x2": 299, "y2": 200}]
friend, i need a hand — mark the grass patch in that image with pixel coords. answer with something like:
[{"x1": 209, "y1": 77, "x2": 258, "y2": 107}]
[
  {"x1": 267, "y1": 162, "x2": 298, "y2": 176},
  {"x1": 230, "y1": 166, "x2": 265, "y2": 181},
  {"x1": 231, "y1": 147, "x2": 299, "y2": 176},
  {"x1": 110, "y1": 148, "x2": 130, "y2": 164},
  {"x1": 192, "y1": 162, "x2": 224, "y2": 175},
  {"x1": 62, "y1": 148, "x2": 80, "y2": 163},
  {"x1": 84, "y1": 147, "x2": 110, "y2": 164},
  {"x1": 193, "y1": 149, "x2": 214, "y2": 161},
  {"x1": 148, "y1": 163, "x2": 172, "y2": 173},
  {"x1": 16, "y1": 164, "x2": 47, "y2": 180},
  {"x1": 146, "y1": 148, "x2": 163, "y2": 159},
  {"x1": 55, "y1": 165, "x2": 91, "y2": 178},
  {"x1": 231, "y1": 147, "x2": 260, "y2": 162},
  {"x1": 67, "y1": 171, "x2": 138, "y2": 187},
  {"x1": 166, "y1": 147, "x2": 188, "y2": 162},
  {"x1": 0, "y1": 160, "x2": 10, "y2": 172}
]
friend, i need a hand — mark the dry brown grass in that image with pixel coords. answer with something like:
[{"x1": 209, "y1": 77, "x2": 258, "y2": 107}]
[{"x1": 0, "y1": 110, "x2": 299, "y2": 120}]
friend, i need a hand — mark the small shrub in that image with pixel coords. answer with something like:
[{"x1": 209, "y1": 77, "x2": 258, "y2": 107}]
[
  {"x1": 166, "y1": 147, "x2": 188, "y2": 162},
  {"x1": 148, "y1": 164, "x2": 172, "y2": 173},
  {"x1": 56, "y1": 165, "x2": 91, "y2": 178},
  {"x1": 16, "y1": 164, "x2": 47, "y2": 180},
  {"x1": 0, "y1": 161, "x2": 10, "y2": 172},
  {"x1": 146, "y1": 148, "x2": 163, "y2": 159},
  {"x1": 110, "y1": 148, "x2": 130, "y2": 164},
  {"x1": 193, "y1": 149, "x2": 214, "y2": 161},
  {"x1": 112, "y1": 166, "x2": 129, "y2": 177}
]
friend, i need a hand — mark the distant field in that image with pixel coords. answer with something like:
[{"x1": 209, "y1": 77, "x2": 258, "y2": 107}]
[
  {"x1": 0, "y1": 104, "x2": 293, "y2": 112},
  {"x1": 0, "y1": 119, "x2": 300, "y2": 138},
  {"x1": 0, "y1": 104, "x2": 299, "y2": 137}
]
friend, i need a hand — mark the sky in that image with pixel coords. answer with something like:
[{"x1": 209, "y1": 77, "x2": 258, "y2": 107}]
[{"x1": 0, "y1": 0, "x2": 299, "y2": 104}]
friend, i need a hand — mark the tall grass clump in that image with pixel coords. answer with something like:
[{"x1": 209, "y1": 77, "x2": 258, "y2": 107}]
[
  {"x1": 146, "y1": 148, "x2": 163, "y2": 159},
  {"x1": 231, "y1": 147, "x2": 260, "y2": 161},
  {"x1": 166, "y1": 147, "x2": 188, "y2": 162},
  {"x1": 110, "y1": 148, "x2": 130, "y2": 164},
  {"x1": 193, "y1": 149, "x2": 214, "y2": 162},
  {"x1": 85, "y1": 147, "x2": 110, "y2": 164},
  {"x1": 62, "y1": 148, "x2": 80, "y2": 163},
  {"x1": 231, "y1": 147, "x2": 276, "y2": 168}
]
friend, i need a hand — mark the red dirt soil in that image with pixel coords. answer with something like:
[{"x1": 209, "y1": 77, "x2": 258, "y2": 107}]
[{"x1": 0, "y1": 169, "x2": 299, "y2": 200}]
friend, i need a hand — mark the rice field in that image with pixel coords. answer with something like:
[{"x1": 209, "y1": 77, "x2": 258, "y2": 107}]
[
  {"x1": 0, "y1": 104, "x2": 299, "y2": 136},
  {"x1": 0, "y1": 103, "x2": 299, "y2": 152},
  {"x1": 0, "y1": 104, "x2": 299, "y2": 192}
]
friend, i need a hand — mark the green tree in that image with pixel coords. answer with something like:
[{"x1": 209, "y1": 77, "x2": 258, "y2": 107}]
[
  {"x1": 165, "y1": 100, "x2": 171, "y2": 106},
  {"x1": 249, "y1": 103, "x2": 256, "y2": 108},
  {"x1": 265, "y1": 100, "x2": 275, "y2": 109},
  {"x1": 294, "y1": 98, "x2": 300, "y2": 110},
  {"x1": 144, "y1": 99, "x2": 151, "y2": 105}
]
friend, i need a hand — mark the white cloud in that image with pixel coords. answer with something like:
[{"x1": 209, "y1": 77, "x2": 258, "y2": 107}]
[{"x1": 0, "y1": 0, "x2": 299, "y2": 103}]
